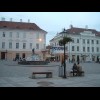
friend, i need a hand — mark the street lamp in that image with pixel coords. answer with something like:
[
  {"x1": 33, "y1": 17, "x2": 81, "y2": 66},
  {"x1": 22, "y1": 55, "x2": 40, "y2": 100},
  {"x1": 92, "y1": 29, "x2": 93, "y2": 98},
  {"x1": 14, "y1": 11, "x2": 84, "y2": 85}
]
[
  {"x1": 5, "y1": 49, "x2": 7, "y2": 60},
  {"x1": 59, "y1": 28, "x2": 72, "y2": 78},
  {"x1": 63, "y1": 29, "x2": 67, "y2": 78},
  {"x1": 39, "y1": 38, "x2": 42, "y2": 42}
]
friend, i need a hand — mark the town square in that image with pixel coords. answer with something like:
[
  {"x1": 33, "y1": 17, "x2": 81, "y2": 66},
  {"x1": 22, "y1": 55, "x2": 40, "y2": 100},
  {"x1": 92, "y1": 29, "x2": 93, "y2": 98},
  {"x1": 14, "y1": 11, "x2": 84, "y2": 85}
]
[{"x1": 0, "y1": 12, "x2": 100, "y2": 87}]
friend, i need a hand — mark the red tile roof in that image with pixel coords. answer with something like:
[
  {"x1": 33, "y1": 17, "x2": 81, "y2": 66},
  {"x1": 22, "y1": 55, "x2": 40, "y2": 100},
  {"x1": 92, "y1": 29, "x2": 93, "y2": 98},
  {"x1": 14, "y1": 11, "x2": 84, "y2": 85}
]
[
  {"x1": 62, "y1": 27, "x2": 100, "y2": 36},
  {"x1": 50, "y1": 27, "x2": 100, "y2": 42},
  {"x1": 0, "y1": 21, "x2": 47, "y2": 33}
]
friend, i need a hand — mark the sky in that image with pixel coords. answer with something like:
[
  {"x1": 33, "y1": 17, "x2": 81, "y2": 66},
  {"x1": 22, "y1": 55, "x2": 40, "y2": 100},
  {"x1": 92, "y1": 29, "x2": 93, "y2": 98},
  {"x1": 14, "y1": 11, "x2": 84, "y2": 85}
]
[{"x1": 0, "y1": 12, "x2": 100, "y2": 45}]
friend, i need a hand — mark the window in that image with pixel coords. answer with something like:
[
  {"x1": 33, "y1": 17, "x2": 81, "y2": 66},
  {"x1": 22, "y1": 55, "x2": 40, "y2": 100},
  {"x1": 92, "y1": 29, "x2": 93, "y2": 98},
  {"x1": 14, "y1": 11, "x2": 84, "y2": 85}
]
[
  {"x1": 77, "y1": 46, "x2": 79, "y2": 51},
  {"x1": 2, "y1": 32, "x2": 5, "y2": 37},
  {"x1": 87, "y1": 39, "x2": 89, "y2": 44},
  {"x1": 23, "y1": 33, "x2": 26, "y2": 38},
  {"x1": 55, "y1": 43, "x2": 56, "y2": 46},
  {"x1": 57, "y1": 43, "x2": 59, "y2": 46},
  {"x1": 97, "y1": 47, "x2": 99, "y2": 52},
  {"x1": 96, "y1": 40, "x2": 99, "y2": 44},
  {"x1": 83, "y1": 47, "x2": 85, "y2": 52},
  {"x1": 23, "y1": 43, "x2": 26, "y2": 49},
  {"x1": 16, "y1": 32, "x2": 19, "y2": 38},
  {"x1": 30, "y1": 43, "x2": 32, "y2": 49},
  {"x1": 44, "y1": 44, "x2": 45, "y2": 49},
  {"x1": 9, "y1": 42, "x2": 12, "y2": 49},
  {"x1": 51, "y1": 43, "x2": 54, "y2": 46},
  {"x1": 16, "y1": 53, "x2": 19, "y2": 60},
  {"x1": 2, "y1": 42, "x2": 5, "y2": 49},
  {"x1": 9, "y1": 32, "x2": 12, "y2": 38},
  {"x1": 72, "y1": 38, "x2": 74, "y2": 43},
  {"x1": 36, "y1": 43, "x2": 39, "y2": 49},
  {"x1": 16, "y1": 43, "x2": 19, "y2": 49},
  {"x1": 92, "y1": 40, "x2": 94, "y2": 44},
  {"x1": 87, "y1": 47, "x2": 90, "y2": 52},
  {"x1": 92, "y1": 47, "x2": 94, "y2": 52},
  {"x1": 36, "y1": 33, "x2": 39, "y2": 39},
  {"x1": 77, "y1": 39, "x2": 79, "y2": 43},
  {"x1": 83, "y1": 39, "x2": 85, "y2": 44},
  {"x1": 72, "y1": 46, "x2": 74, "y2": 51}
]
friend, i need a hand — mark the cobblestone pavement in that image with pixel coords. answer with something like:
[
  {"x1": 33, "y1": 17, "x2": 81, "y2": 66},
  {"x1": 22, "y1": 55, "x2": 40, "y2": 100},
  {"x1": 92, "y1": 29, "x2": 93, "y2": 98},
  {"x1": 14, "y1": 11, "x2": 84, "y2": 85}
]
[{"x1": 0, "y1": 60, "x2": 100, "y2": 87}]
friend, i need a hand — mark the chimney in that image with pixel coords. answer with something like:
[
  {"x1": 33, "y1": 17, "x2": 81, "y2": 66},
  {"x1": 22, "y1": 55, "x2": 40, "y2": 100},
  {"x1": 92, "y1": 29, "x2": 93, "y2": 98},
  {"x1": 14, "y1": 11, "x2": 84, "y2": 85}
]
[
  {"x1": 1, "y1": 17, "x2": 5, "y2": 21},
  {"x1": 28, "y1": 19, "x2": 30, "y2": 23},
  {"x1": 10, "y1": 18, "x2": 12, "y2": 22},
  {"x1": 20, "y1": 19, "x2": 22, "y2": 22}
]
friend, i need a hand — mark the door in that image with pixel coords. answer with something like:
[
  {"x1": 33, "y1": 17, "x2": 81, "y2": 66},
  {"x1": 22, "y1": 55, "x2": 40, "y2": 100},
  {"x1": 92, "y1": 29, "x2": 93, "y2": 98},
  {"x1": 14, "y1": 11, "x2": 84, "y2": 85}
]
[
  {"x1": 16, "y1": 53, "x2": 19, "y2": 60},
  {"x1": 1, "y1": 52, "x2": 5, "y2": 60},
  {"x1": 22, "y1": 53, "x2": 25, "y2": 58}
]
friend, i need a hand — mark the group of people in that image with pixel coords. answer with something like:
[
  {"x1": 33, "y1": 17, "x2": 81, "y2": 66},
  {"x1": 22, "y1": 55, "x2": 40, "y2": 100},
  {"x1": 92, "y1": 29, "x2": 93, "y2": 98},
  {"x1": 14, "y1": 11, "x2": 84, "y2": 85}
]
[{"x1": 72, "y1": 62, "x2": 83, "y2": 76}]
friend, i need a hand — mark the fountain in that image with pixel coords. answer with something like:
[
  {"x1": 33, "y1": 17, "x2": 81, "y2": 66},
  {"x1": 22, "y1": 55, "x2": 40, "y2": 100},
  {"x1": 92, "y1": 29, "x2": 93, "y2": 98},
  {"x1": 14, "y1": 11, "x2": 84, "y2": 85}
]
[{"x1": 18, "y1": 48, "x2": 48, "y2": 65}]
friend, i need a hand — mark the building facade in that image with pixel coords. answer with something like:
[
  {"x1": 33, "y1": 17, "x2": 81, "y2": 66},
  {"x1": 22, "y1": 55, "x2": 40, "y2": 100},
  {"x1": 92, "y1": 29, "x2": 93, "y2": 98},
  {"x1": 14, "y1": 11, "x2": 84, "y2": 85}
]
[
  {"x1": 50, "y1": 25, "x2": 100, "y2": 62},
  {"x1": 0, "y1": 18, "x2": 47, "y2": 60}
]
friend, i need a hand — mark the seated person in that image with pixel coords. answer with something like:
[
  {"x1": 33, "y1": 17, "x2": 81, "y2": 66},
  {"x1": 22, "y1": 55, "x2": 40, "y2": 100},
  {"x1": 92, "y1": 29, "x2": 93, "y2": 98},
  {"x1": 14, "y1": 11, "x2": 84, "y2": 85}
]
[
  {"x1": 77, "y1": 62, "x2": 83, "y2": 76},
  {"x1": 72, "y1": 63, "x2": 78, "y2": 76}
]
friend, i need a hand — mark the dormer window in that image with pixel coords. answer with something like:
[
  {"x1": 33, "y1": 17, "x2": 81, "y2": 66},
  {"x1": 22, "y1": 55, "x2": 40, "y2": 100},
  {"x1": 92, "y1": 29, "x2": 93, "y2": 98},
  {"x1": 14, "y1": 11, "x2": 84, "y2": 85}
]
[{"x1": 2, "y1": 32, "x2": 5, "y2": 37}]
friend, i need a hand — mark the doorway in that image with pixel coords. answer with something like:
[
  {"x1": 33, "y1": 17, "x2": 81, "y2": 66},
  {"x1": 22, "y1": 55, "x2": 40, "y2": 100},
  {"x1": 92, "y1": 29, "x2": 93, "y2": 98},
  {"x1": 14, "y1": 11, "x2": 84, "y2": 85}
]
[
  {"x1": 1, "y1": 52, "x2": 5, "y2": 60},
  {"x1": 22, "y1": 53, "x2": 25, "y2": 58},
  {"x1": 15, "y1": 53, "x2": 19, "y2": 60}
]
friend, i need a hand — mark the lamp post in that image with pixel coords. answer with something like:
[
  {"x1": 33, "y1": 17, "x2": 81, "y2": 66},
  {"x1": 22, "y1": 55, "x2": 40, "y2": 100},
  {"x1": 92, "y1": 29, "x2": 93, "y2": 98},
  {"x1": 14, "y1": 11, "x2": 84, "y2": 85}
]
[
  {"x1": 63, "y1": 29, "x2": 67, "y2": 78},
  {"x1": 5, "y1": 49, "x2": 7, "y2": 60},
  {"x1": 59, "y1": 28, "x2": 72, "y2": 78}
]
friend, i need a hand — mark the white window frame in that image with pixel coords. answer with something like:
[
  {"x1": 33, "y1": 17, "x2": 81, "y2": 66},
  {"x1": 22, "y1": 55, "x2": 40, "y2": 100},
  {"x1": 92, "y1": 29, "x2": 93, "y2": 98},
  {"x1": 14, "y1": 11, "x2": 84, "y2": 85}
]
[
  {"x1": 23, "y1": 43, "x2": 26, "y2": 49},
  {"x1": 16, "y1": 32, "x2": 19, "y2": 38},
  {"x1": 36, "y1": 43, "x2": 39, "y2": 49},
  {"x1": 2, "y1": 42, "x2": 5, "y2": 49},
  {"x1": 30, "y1": 43, "x2": 32, "y2": 49},
  {"x1": 16, "y1": 43, "x2": 19, "y2": 49},
  {"x1": 9, "y1": 32, "x2": 12, "y2": 38},
  {"x1": 9, "y1": 42, "x2": 12, "y2": 49}
]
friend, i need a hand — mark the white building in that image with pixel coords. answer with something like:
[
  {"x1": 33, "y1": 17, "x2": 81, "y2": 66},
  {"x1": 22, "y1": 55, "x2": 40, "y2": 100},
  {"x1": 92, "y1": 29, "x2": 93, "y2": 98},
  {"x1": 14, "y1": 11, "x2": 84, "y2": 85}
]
[
  {"x1": 0, "y1": 18, "x2": 47, "y2": 60},
  {"x1": 50, "y1": 25, "x2": 100, "y2": 62}
]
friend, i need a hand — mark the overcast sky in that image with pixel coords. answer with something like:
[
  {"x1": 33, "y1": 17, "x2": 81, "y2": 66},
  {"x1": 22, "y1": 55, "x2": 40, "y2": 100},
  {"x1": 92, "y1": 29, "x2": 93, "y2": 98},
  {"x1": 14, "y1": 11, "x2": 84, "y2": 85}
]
[{"x1": 0, "y1": 12, "x2": 100, "y2": 45}]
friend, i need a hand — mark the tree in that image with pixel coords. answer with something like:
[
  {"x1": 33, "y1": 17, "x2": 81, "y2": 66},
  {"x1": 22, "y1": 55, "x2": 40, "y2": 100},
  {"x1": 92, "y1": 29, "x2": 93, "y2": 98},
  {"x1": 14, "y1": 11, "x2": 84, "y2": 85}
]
[{"x1": 59, "y1": 36, "x2": 72, "y2": 78}]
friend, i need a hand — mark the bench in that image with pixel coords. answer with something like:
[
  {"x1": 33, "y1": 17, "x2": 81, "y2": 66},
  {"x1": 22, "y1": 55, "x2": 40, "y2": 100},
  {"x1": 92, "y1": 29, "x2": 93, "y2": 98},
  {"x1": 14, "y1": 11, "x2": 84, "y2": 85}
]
[
  {"x1": 32, "y1": 72, "x2": 52, "y2": 79},
  {"x1": 70, "y1": 70, "x2": 84, "y2": 76}
]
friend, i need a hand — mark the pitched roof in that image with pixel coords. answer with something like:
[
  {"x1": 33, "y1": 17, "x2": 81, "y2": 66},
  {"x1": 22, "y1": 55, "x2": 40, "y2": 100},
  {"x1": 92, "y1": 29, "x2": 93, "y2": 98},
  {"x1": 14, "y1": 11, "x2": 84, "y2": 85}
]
[
  {"x1": 60, "y1": 27, "x2": 100, "y2": 36},
  {"x1": 0, "y1": 21, "x2": 47, "y2": 33},
  {"x1": 50, "y1": 27, "x2": 100, "y2": 42}
]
